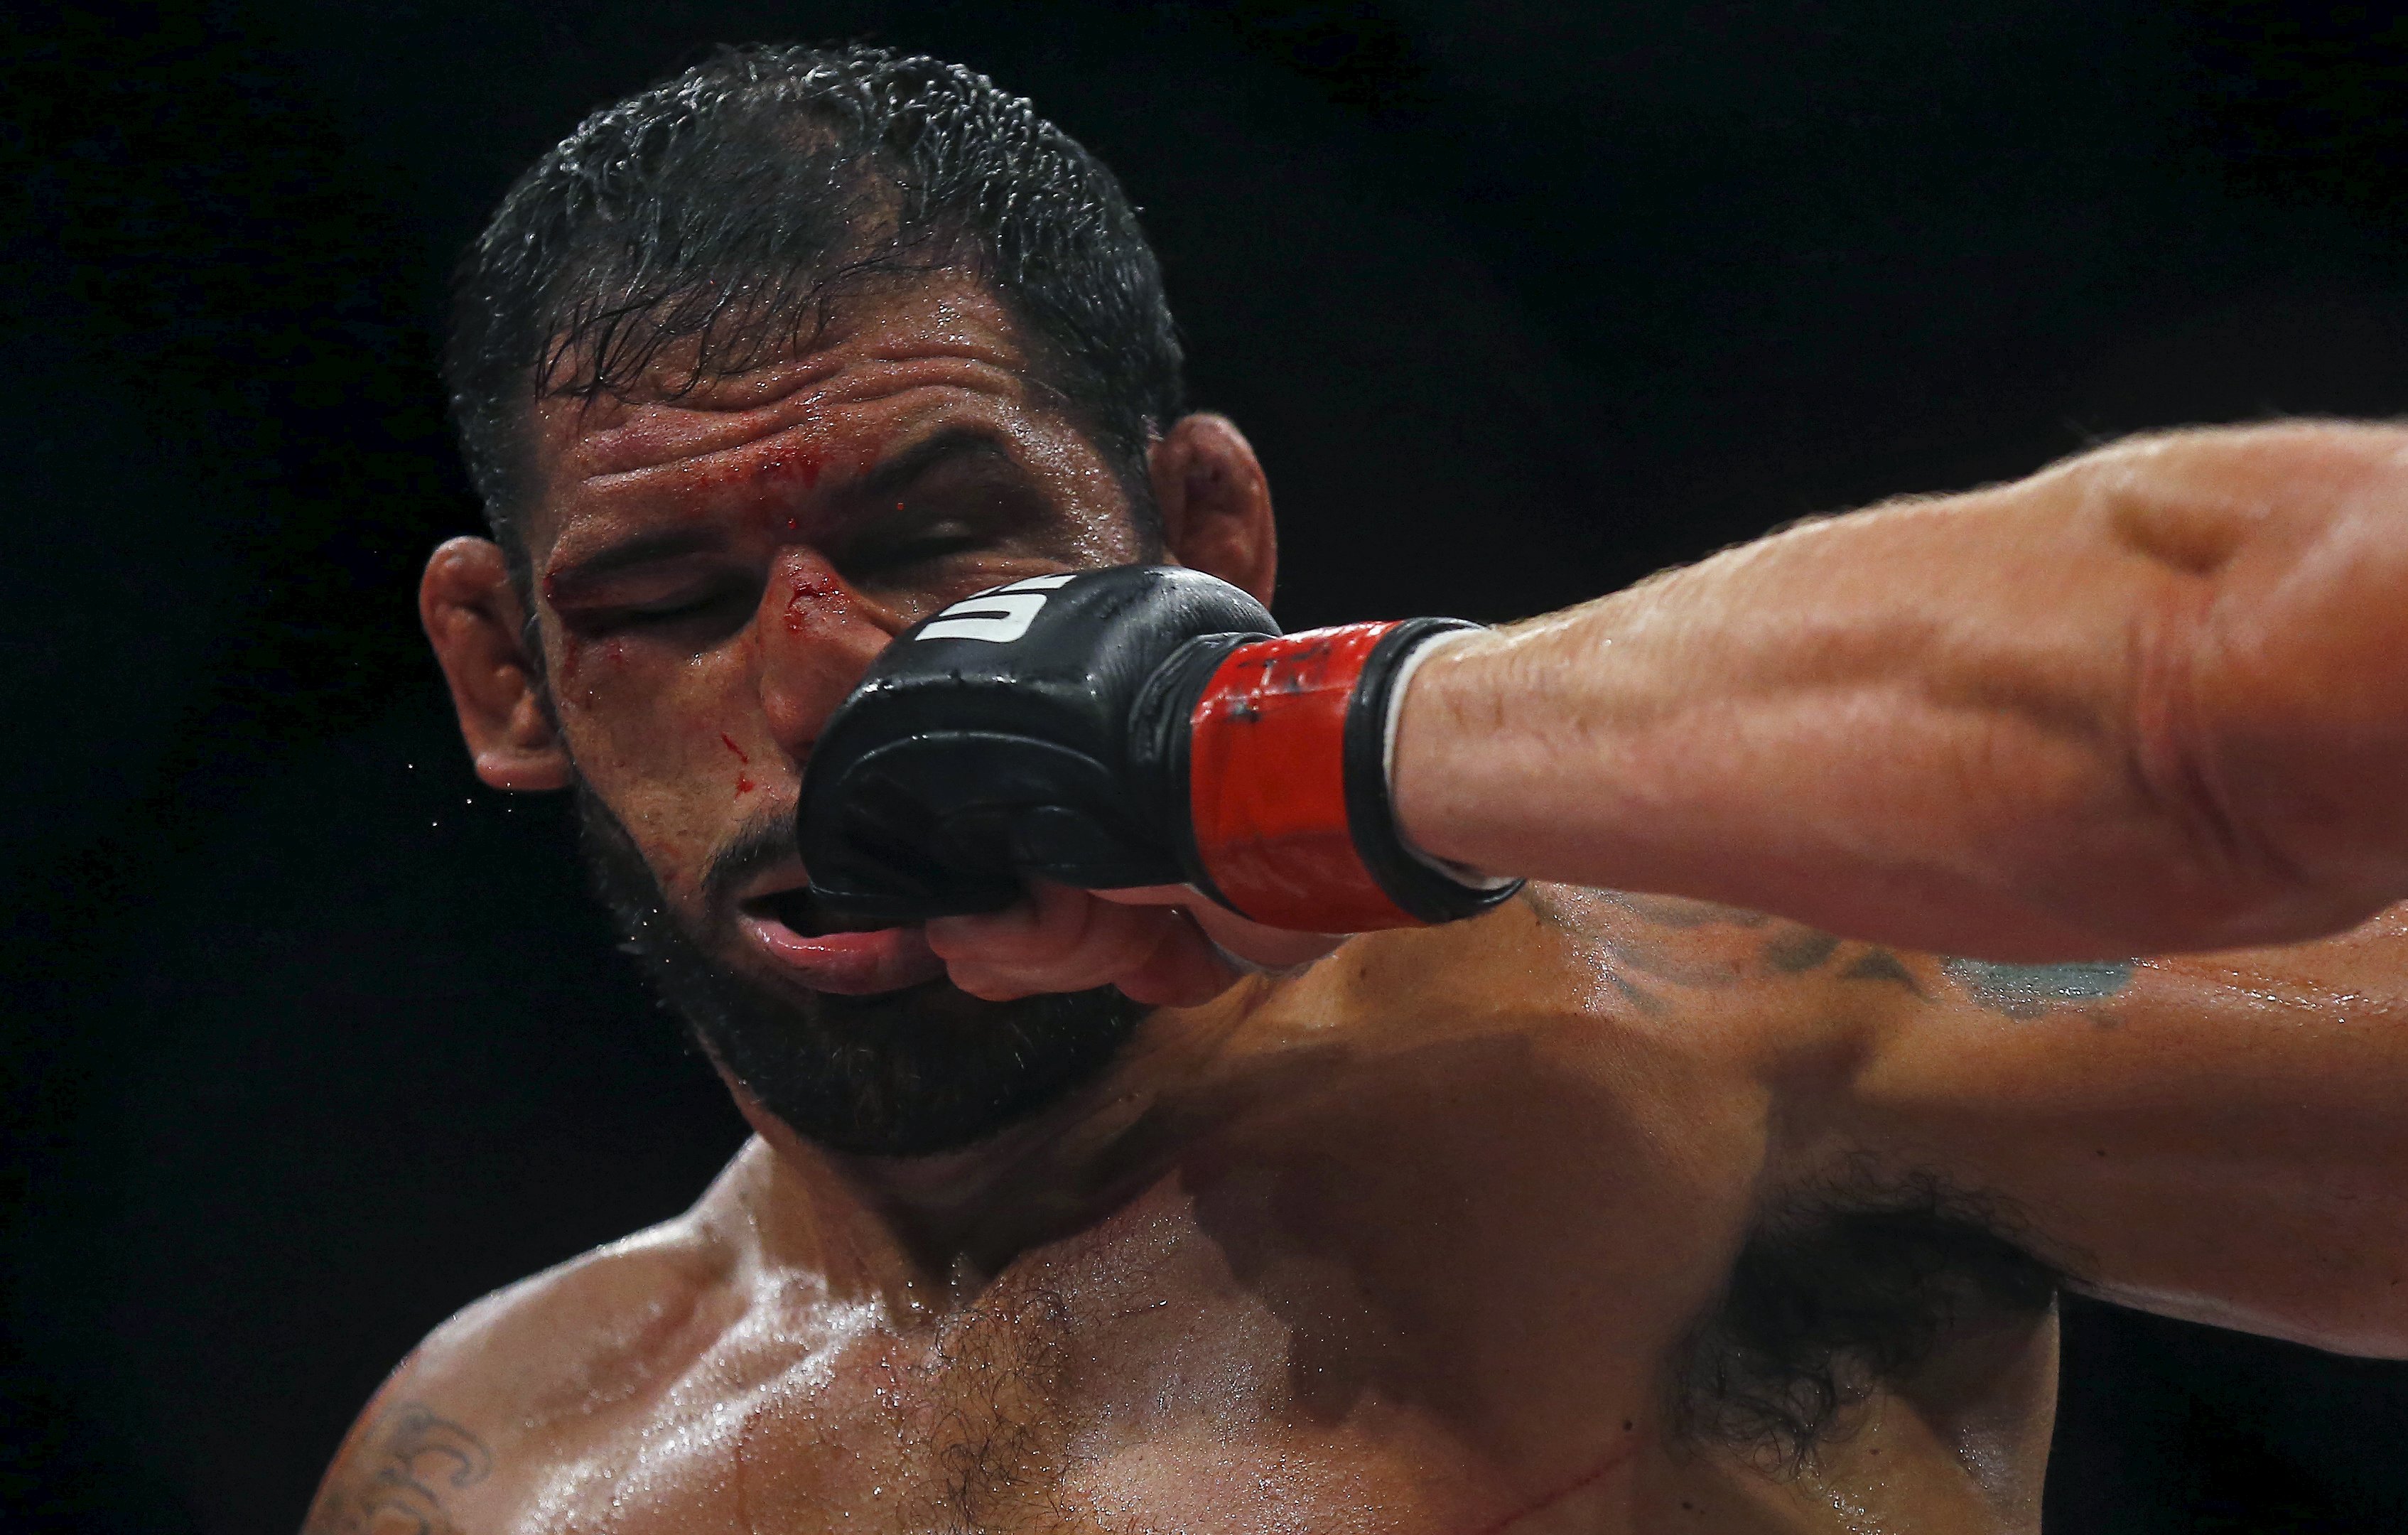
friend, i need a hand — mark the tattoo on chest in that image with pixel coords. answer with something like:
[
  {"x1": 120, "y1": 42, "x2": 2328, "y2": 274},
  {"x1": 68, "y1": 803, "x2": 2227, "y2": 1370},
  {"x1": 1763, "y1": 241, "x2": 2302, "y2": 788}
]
[{"x1": 303, "y1": 1402, "x2": 492, "y2": 1535}]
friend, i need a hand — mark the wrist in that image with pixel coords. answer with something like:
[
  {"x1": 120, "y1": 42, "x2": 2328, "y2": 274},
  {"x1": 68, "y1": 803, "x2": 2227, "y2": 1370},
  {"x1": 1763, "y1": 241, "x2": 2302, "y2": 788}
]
[
  {"x1": 1382, "y1": 627, "x2": 1513, "y2": 889},
  {"x1": 1175, "y1": 618, "x2": 1521, "y2": 930}
]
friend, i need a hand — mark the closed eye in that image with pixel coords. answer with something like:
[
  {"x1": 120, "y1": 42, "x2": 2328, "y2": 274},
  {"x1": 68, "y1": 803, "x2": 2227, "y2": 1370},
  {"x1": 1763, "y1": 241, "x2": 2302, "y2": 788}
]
[
  {"x1": 625, "y1": 588, "x2": 746, "y2": 622},
  {"x1": 558, "y1": 576, "x2": 761, "y2": 647},
  {"x1": 830, "y1": 483, "x2": 1047, "y2": 588}
]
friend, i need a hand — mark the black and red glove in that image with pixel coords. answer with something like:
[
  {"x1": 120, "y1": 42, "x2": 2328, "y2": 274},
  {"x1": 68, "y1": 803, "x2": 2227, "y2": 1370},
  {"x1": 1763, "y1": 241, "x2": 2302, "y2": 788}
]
[{"x1": 796, "y1": 565, "x2": 1520, "y2": 932}]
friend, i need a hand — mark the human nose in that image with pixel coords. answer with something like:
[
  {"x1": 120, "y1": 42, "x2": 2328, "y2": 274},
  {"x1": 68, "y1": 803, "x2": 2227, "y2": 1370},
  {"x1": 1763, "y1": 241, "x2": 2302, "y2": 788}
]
[{"x1": 754, "y1": 547, "x2": 911, "y2": 760}]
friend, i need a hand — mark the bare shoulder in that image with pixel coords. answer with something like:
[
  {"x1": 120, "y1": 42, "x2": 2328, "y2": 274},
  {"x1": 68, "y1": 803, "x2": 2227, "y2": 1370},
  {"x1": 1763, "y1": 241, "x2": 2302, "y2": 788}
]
[
  {"x1": 300, "y1": 1143, "x2": 762, "y2": 1534},
  {"x1": 2118, "y1": 900, "x2": 2408, "y2": 1012},
  {"x1": 1279, "y1": 882, "x2": 1916, "y2": 1167},
  {"x1": 1475, "y1": 883, "x2": 1922, "y2": 1055}
]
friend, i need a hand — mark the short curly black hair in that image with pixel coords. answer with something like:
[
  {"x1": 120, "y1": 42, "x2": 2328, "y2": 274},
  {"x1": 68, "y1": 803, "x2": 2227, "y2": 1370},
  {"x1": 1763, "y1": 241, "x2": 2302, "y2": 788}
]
[{"x1": 443, "y1": 43, "x2": 1184, "y2": 565}]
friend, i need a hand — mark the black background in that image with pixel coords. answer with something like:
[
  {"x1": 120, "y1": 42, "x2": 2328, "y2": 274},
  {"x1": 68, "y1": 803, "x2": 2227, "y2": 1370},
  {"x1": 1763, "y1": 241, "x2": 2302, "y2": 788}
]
[{"x1": 8, "y1": 1, "x2": 2408, "y2": 1529}]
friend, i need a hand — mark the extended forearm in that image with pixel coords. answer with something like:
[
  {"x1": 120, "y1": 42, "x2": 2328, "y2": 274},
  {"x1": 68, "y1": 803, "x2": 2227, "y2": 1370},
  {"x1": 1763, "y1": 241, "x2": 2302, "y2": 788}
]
[{"x1": 1390, "y1": 422, "x2": 2408, "y2": 958}]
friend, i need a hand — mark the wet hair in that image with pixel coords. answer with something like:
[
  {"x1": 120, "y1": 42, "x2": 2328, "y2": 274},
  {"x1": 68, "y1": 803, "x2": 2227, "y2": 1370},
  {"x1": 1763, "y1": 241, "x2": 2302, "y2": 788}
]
[
  {"x1": 443, "y1": 43, "x2": 1184, "y2": 569},
  {"x1": 1671, "y1": 1167, "x2": 2063, "y2": 1467}
]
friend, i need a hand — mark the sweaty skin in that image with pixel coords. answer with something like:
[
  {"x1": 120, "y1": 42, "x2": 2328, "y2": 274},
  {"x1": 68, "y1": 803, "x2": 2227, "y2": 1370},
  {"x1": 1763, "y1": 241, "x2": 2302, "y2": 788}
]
[
  {"x1": 308, "y1": 902, "x2": 2408, "y2": 1535},
  {"x1": 1393, "y1": 421, "x2": 2408, "y2": 961},
  {"x1": 367, "y1": 279, "x2": 2408, "y2": 1533}
]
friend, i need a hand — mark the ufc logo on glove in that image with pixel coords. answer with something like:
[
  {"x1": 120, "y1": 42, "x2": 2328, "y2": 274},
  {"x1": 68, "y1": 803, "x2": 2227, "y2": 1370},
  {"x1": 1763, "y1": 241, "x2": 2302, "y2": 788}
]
[{"x1": 915, "y1": 573, "x2": 1080, "y2": 643}]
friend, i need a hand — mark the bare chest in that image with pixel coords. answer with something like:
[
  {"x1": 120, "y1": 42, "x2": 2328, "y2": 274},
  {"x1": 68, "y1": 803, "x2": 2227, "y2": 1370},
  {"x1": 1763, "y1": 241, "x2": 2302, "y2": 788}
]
[
  {"x1": 478, "y1": 1294, "x2": 1641, "y2": 1535},
  {"x1": 470, "y1": 1327, "x2": 2047, "y2": 1535},
  {"x1": 465, "y1": 1148, "x2": 1704, "y2": 1533},
  {"x1": 453, "y1": 895, "x2": 2064, "y2": 1534},
  {"x1": 460, "y1": 1175, "x2": 2047, "y2": 1535}
]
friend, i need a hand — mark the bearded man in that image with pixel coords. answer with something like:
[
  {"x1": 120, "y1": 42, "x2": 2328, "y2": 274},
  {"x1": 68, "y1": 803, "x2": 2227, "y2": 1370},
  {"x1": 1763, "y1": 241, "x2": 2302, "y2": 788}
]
[{"x1": 309, "y1": 43, "x2": 2408, "y2": 1534}]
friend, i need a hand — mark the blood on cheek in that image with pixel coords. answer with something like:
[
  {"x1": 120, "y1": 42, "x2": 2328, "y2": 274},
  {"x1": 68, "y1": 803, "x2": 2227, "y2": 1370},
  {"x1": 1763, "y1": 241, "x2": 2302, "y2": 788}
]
[{"x1": 721, "y1": 731, "x2": 755, "y2": 797}]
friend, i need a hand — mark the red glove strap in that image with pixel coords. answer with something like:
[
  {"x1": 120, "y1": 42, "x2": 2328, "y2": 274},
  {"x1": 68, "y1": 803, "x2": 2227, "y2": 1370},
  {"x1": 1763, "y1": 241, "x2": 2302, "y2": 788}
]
[{"x1": 1186, "y1": 623, "x2": 1423, "y2": 931}]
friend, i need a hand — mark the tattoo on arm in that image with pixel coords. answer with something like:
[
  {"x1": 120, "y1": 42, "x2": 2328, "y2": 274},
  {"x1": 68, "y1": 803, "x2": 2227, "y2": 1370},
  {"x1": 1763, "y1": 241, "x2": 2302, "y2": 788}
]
[
  {"x1": 1840, "y1": 948, "x2": 1924, "y2": 996},
  {"x1": 1526, "y1": 888, "x2": 1931, "y2": 1007},
  {"x1": 1537, "y1": 887, "x2": 2137, "y2": 1020},
  {"x1": 1940, "y1": 958, "x2": 2136, "y2": 1019},
  {"x1": 303, "y1": 1401, "x2": 492, "y2": 1535},
  {"x1": 1760, "y1": 927, "x2": 1842, "y2": 974},
  {"x1": 1735, "y1": 922, "x2": 1933, "y2": 1001}
]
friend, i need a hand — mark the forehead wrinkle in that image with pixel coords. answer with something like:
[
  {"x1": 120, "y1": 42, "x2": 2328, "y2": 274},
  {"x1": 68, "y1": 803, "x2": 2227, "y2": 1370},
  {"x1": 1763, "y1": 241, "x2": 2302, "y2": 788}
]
[
  {"x1": 570, "y1": 387, "x2": 1039, "y2": 528},
  {"x1": 551, "y1": 275, "x2": 1038, "y2": 475},
  {"x1": 566, "y1": 355, "x2": 1037, "y2": 492}
]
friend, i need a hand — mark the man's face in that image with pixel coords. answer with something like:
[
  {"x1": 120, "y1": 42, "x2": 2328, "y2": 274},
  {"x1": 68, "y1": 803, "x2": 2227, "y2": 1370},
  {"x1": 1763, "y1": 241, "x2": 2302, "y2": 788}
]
[{"x1": 515, "y1": 276, "x2": 1152, "y2": 1156}]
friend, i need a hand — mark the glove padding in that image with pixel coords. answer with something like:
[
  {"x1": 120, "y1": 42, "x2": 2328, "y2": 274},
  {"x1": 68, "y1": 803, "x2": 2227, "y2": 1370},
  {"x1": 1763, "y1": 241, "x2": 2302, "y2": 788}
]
[{"x1": 797, "y1": 565, "x2": 1519, "y2": 932}]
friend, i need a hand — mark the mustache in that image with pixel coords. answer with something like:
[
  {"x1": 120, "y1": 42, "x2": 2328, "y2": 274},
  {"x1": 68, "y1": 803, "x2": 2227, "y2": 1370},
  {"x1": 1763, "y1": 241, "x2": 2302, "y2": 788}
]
[{"x1": 701, "y1": 802, "x2": 809, "y2": 910}]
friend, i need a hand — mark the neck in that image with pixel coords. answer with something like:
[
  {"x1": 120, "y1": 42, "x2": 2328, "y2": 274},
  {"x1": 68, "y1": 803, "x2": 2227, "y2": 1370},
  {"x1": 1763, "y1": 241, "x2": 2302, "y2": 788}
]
[{"x1": 723, "y1": 979, "x2": 1266, "y2": 1306}]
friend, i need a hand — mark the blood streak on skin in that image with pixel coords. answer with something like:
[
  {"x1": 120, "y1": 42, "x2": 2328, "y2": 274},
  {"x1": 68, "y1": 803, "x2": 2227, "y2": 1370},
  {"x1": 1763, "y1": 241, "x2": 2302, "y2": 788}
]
[
  {"x1": 1462, "y1": 1436, "x2": 1647, "y2": 1535},
  {"x1": 772, "y1": 451, "x2": 826, "y2": 489},
  {"x1": 721, "y1": 733, "x2": 750, "y2": 765},
  {"x1": 542, "y1": 573, "x2": 594, "y2": 691},
  {"x1": 705, "y1": 445, "x2": 828, "y2": 501}
]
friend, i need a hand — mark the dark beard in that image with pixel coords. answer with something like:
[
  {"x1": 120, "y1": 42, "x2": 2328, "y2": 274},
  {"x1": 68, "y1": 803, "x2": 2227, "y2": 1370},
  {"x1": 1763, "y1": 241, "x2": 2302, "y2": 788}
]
[{"x1": 573, "y1": 781, "x2": 1148, "y2": 1158}]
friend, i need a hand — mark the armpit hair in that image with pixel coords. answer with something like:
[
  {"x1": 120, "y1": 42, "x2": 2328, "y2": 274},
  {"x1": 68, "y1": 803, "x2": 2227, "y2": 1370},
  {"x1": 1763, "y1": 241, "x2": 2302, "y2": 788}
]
[{"x1": 1668, "y1": 1165, "x2": 2063, "y2": 1469}]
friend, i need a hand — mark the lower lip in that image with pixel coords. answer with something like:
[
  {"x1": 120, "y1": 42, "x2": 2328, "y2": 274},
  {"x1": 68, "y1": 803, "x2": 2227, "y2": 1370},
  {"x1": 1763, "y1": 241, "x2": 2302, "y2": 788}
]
[{"x1": 740, "y1": 912, "x2": 947, "y2": 995}]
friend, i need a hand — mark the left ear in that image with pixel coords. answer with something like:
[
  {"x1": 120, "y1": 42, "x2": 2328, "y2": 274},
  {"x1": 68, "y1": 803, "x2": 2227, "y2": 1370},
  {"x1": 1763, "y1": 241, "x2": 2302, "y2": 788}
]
[{"x1": 1148, "y1": 412, "x2": 1277, "y2": 608}]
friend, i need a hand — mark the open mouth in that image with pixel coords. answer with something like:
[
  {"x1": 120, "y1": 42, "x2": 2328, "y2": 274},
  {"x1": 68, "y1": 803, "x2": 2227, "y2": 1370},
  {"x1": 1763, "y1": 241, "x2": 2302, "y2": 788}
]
[
  {"x1": 736, "y1": 885, "x2": 946, "y2": 995},
  {"x1": 747, "y1": 886, "x2": 841, "y2": 937},
  {"x1": 743, "y1": 885, "x2": 912, "y2": 938}
]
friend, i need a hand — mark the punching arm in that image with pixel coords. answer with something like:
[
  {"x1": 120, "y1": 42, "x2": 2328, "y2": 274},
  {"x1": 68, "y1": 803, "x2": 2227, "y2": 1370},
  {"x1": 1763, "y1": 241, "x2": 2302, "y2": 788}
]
[{"x1": 1392, "y1": 421, "x2": 2408, "y2": 959}]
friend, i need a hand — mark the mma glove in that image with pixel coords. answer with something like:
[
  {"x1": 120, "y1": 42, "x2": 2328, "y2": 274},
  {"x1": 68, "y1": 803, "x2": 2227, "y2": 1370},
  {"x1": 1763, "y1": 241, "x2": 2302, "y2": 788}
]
[{"x1": 797, "y1": 565, "x2": 1520, "y2": 932}]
